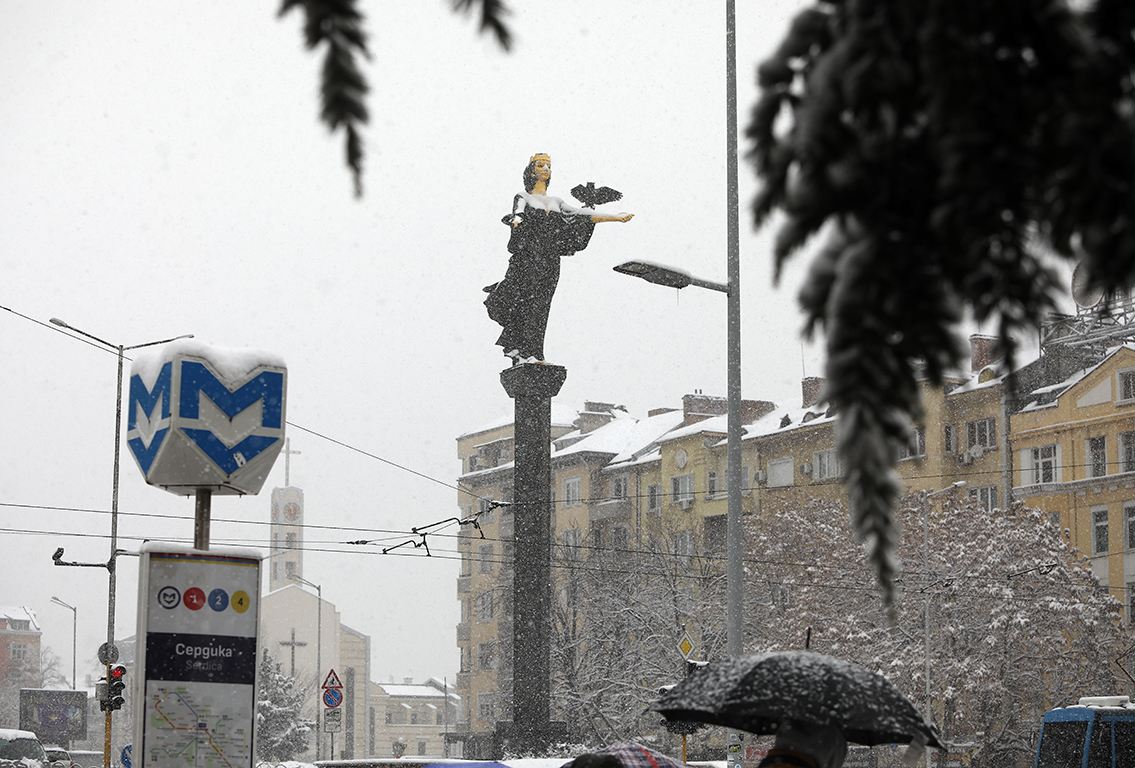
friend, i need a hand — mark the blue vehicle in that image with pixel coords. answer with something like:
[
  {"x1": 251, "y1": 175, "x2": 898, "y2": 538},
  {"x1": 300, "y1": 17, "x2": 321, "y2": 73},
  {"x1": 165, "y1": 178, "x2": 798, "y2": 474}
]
[{"x1": 1035, "y1": 696, "x2": 1135, "y2": 767}]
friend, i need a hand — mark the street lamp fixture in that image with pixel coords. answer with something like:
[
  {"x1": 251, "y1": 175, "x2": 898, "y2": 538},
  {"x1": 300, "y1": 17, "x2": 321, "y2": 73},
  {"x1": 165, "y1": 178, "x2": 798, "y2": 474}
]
[
  {"x1": 288, "y1": 573, "x2": 323, "y2": 760},
  {"x1": 48, "y1": 316, "x2": 192, "y2": 768},
  {"x1": 613, "y1": 260, "x2": 728, "y2": 293},
  {"x1": 50, "y1": 596, "x2": 77, "y2": 690},
  {"x1": 920, "y1": 480, "x2": 965, "y2": 767}
]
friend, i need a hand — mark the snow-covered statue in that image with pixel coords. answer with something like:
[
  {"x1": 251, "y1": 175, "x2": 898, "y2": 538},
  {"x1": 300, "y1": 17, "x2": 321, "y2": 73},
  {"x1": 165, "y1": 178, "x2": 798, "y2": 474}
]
[{"x1": 484, "y1": 153, "x2": 633, "y2": 365}]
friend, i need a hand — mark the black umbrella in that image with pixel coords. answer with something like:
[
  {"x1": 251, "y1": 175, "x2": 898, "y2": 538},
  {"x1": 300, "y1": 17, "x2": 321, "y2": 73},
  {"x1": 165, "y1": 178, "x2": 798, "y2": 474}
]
[{"x1": 651, "y1": 651, "x2": 943, "y2": 749}]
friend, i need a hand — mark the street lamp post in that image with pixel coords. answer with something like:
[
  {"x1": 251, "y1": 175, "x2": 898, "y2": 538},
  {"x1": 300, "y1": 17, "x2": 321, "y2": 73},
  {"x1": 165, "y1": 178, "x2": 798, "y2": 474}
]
[
  {"x1": 289, "y1": 574, "x2": 322, "y2": 761},
  {"x1": 48, "y1": 317, "x2": 192, "y2": 768},
  {"x1": 920, "y1": 481, "x2": 965, "y2": 765},
  {"x1": 50, "y1": 596, "x2": 77, "y2": 690}
]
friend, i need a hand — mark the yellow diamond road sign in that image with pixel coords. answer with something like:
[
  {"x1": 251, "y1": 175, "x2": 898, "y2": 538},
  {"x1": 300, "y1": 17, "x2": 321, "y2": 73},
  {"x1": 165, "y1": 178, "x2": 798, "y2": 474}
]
[{"x1": 678, "y1": 631, "x2": 694, "y2": 660}]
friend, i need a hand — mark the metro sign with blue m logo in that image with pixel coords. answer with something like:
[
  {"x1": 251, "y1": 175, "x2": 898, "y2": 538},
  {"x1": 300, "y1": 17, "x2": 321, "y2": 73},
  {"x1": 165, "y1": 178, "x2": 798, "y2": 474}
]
[{"x1": 127, "y1": 345, "x2": 286, "y2": 496}]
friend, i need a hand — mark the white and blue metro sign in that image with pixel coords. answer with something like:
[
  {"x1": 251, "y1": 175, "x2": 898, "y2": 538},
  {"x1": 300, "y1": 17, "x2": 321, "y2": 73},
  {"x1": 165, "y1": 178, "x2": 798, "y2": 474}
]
[{"x1": 127, "y1": 342, "x2": 287, "y2": 496}]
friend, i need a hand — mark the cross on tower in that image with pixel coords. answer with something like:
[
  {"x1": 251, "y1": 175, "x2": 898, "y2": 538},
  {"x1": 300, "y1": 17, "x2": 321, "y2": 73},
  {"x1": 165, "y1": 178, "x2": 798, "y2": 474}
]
[
  {"x1": 282, "y1": 438, "x2": 302, "y2": 487},
  {"x1": 279, "y1": 627, "x2": 308, "y2": 675}
]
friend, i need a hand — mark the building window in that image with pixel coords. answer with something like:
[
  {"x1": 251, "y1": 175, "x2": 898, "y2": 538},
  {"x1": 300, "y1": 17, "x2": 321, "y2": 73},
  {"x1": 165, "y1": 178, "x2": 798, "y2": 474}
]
[
  {"x1": 478, "y1": 642, "x2": 495, "y2": 671},
  {"x1": 478, "y1": 495, "x2": 495, "y2": 523},
  {"x1": 611, "y1": 475, "x2": 629, "y2": 499},
  {"x1": 410, "y1": 712, "x2": 419, "y2": 725},
  {"x1": 967, "y1": 417, "x2": 997, "y2": 449},
  {"x1": 671, "y1": 474, "x2": 694, "y2": 504},
  {"x1": 563, "y1": 477, "x2": 582, "y2": 507},
  {"x1": 562, "y1": 527, "x2": 582, "y2": 559},
  {"x1": 674, "y1": 529, "x2": 695, "y2": 565},
  {"x1": 1123, "y1": 432, "x2": 1135, "y2": 473},
  {"x1": 768, "y1": 458, "x2": 793, "y2": 487},
  {"x1": 418, "y1": 742, "x2": 427, "y2": 756},
  {"x1": 1126, "y1": 503, "x2": 1135, "y2": 550},
  {"x1": 704, "y1": 515, "x2": 726, "y2": 555},
  {"x1": 285, "y1": 531, "x2": 296, "y2": 549},
  {"x1": 814, "y1": 448, "x2": 841, "y2": 480},
  {"x1": 1120, "y1": 369, "x2": 1135, "y2": 401},
  {"x1": 385, "y1": 710, "x2": 394, "y2": 724},
  {"x1": 478, "y1": 543, "x2": 494, "y2": 574},
  {"x1": 285, "y1": 561, "x2": 296, "y2": 577},
  {"x1": 1031, "y1": 444, "x2": 1058, "y2": 484},
  {"x1": 10, "y1": 643, "x2": 28, "y2": 661},
  {"x1": 706, "y1": 471, "x2": 719, "y2": 497},
  {"x1": 1089, "y1": 436, "x2": 1108, "y2": 478},
  {"x1": 478, "y1": 693, "x2": 494, "y2": 721},
  {"x1": 944, "y1": 424, "x2": 956, "y2": 454},
  {"x1": 502, "y1": 541, "x2": 514, "y2": 571},
  {"x1": 1093, "y1": 506, "x2": 1109, "y2": 554},
  {"x1": 899, "y1": 427, "x2": 926, "y2": 459},
  {"x1": 611, "y1": 524, "x2": 629, "y2": 552},
  {"x1": 968, "y1": 485, "x2": 998, "y2": 512},
  {"x1": 741, "y1": 465, "x2": 751, "y2": 494},
  {"x1": 1049, "y1": 510, "x2": 1061, "y2": 529},
  {"x1": 475, "y1": 591, "x2": 495, "y2": 622},
  {"x1": 647, "y1": 483, "x2": 662, "y2": 511}
]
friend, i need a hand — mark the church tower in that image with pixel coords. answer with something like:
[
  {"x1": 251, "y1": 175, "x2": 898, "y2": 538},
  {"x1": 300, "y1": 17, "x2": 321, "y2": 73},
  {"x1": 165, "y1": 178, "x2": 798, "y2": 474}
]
[{"x1": 269, "y1": 439, "x2": 304, "y2": 591}]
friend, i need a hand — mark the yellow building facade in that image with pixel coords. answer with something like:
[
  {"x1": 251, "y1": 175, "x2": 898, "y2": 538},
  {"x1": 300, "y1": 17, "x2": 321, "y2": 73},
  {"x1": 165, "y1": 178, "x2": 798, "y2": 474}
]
[{"x1": 452, "y1": 331, "x2": 1133, "y2": 755}]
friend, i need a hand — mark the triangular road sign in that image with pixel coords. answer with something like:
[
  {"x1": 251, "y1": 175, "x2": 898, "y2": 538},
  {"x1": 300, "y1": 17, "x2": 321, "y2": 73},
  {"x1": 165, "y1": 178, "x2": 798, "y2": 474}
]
[{"x1": 322, "y1": 669, "x2": 343, "y2": 689}]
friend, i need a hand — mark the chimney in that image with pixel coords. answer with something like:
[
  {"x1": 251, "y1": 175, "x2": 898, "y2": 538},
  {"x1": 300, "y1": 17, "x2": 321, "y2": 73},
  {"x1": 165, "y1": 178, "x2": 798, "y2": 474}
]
[
  {"x1": 404, "y1": 677, "x2": 414, "y2": 685},
  {"x1": 801, "y1": 377, "x2": 825, "y2": 408},
  {"x1": 969, "y1": 335, "x2": 1000, "y2": 372},
  {"x1": 575, "y1": 402, "x2": 619, "y2": 434},
  {"x1": 742, "y1": 400, "x2": 776, "y2": 424},
  {"x1": 683, "y1": 393, "x2": 728, "y2": 425},
  {"x1": 683, "y1": 394, "x2": 776, "y2": 426}
]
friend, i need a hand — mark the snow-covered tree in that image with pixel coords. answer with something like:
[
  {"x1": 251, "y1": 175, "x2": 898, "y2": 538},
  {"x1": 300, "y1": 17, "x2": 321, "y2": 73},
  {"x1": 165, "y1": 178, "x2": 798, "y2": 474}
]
[
  {"x1": 747, "y1": 0, "x2": 1135, "y2": 608},
  {"x1": 255, "y1": 649, "x2": 312, "y2": 763},
  {"x1": 742, "y1": 492, "x2": 1127, "y2": 767},
  {"x1": 550, "y1": 515, "x2": 727, "y2": 747}
]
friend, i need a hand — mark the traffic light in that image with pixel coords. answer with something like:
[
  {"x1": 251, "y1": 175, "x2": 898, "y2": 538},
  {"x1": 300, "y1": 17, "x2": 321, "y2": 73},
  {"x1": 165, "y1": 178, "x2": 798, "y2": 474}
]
[
  {"x1": 107, "y1": 664, "x2": 127, "y2": 711},
  {"x1": 95, "y1": 679, "x2": 108, "y2": 711}
]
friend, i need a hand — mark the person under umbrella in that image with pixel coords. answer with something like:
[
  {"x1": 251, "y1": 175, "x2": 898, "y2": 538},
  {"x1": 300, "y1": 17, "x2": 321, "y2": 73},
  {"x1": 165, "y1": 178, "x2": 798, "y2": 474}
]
[
  {"x1": 653, "y1": 651, "x2": 940, "y2": 767},
  {"x1": 756, "y1": 719, "x2": 846, "y2": 768}
]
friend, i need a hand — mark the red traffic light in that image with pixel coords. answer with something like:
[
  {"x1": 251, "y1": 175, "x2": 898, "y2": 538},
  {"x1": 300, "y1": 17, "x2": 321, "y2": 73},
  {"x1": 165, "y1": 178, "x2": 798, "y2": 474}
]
[{"x1": 109, "y1": 664, "x2": 126, "y2": 681}]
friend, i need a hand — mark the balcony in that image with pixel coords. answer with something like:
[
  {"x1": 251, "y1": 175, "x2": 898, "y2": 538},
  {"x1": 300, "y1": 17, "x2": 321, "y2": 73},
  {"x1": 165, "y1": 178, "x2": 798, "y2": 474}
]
[{"x1": 589, "y1": 497, "x2": 631, "y2": 523}]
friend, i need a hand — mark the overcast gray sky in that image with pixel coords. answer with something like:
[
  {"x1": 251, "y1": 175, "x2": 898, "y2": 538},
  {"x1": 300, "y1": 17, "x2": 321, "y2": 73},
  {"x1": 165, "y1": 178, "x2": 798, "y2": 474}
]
[{"x1": 0, "y1": 0, "x2": 837, "y2": 685}]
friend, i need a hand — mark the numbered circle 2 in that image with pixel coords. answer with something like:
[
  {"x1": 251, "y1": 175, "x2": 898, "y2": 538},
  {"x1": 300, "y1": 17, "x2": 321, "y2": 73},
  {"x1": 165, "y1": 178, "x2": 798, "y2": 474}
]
[
  {"x1": 157, "y1": 586, "x2": 181, "y2": 609},
  {"x1": 183, "y1": 587, "x2": 206, "y2": 611},
  {"x1": 231, "y1": 590, "x2": 251, "y2": 614},
  {"x1": 208, "y1": 588, "x2": 229, "y2": 612}
]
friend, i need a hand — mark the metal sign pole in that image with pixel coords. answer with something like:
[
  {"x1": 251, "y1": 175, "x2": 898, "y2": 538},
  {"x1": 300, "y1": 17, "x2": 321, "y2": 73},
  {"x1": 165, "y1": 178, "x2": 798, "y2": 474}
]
[{"x1": 194, "y1": 489, "x2": 211, "y2": 550}]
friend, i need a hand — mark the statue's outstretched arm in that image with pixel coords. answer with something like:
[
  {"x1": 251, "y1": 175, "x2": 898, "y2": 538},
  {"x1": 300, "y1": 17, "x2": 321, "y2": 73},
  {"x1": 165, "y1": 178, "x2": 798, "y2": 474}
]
[{"x1": 589, "y1": 213, "x2": 634, "y2": 223}]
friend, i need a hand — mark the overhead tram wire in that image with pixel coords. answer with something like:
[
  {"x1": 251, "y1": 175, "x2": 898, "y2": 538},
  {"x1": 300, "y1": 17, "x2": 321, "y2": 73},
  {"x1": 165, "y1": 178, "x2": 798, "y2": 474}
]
[{"x1": 2, "y1": 521, "x2": 1108, "y2": 607}]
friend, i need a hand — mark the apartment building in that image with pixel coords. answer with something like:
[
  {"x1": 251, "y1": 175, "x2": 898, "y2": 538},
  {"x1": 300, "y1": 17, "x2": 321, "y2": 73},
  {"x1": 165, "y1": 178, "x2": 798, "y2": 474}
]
[{"x1": 452, "y1": 305, "x2": 1135, "y2": 754}]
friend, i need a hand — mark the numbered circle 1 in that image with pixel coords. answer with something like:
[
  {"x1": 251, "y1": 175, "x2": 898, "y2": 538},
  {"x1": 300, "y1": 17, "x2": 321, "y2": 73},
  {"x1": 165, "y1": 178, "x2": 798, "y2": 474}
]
[
  {"x1": 208, "y1": 588, "x2": 229, "y2": 612},
  {"x1": 231, "y1": 591, "x2": 251, "y2": 613},
  {"x1": 183, "y1": 587, "x2": 206, "y2": 611}
]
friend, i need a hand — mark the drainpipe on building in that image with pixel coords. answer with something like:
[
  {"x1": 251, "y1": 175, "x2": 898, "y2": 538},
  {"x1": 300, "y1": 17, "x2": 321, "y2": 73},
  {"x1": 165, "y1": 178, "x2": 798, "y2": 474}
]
[{"x1": 1002, "y1": 386, "x2": 1015, "y2": 509}]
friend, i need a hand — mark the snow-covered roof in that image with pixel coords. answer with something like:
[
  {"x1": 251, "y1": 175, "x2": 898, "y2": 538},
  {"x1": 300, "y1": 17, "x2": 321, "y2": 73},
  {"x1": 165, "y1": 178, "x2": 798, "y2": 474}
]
[
  {"x1": 458, "y1": 401, "x2": 580, "y2": 440},
  {"x1": 375, "y1": 683, "x2": 453, "y2": 699},
  {"x1": 0, "y1": 606, "x2": 40, "y2": 631},
  {"x1": 554, "y1": 408, "x2": 683, "y2": 462},
  {"x1": 742, "y1": 402, "x2": 835, "y2": 441}
]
